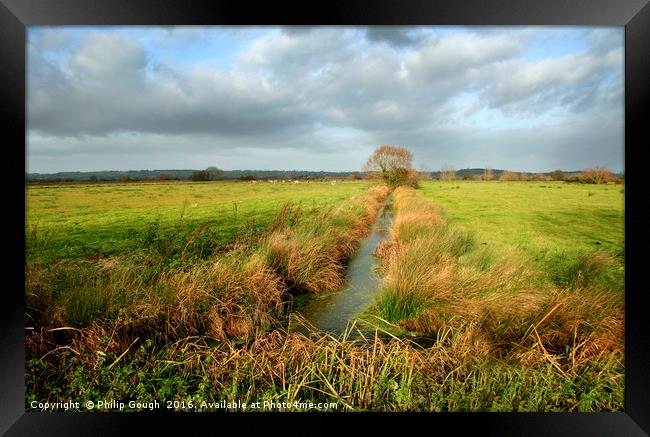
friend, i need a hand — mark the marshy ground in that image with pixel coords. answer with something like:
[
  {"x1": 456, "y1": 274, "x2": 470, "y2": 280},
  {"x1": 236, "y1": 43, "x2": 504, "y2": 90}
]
[{"x1": 25, "y1": 179, "x2": 624, "y2": 412}]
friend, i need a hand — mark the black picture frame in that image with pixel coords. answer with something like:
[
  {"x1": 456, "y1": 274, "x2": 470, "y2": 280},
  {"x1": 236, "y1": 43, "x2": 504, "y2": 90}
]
[{"x1": 3, "y1": 0, "x2": 649, "y2": 434}]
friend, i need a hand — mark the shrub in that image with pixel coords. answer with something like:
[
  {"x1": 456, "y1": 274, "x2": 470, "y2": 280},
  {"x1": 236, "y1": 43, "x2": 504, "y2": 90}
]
[
  {"x1": 579, "y1": 167, "x2": 616, "y2": 184},
  {"x1": 191, "y1": 171, "x2": 210, "y2": 181},
  {"x1": 157, "y1": 172, "x2": 177, "y2": 181},
  {"x1": 550, "y1": 170, "x2": 565, "y2": 181},
  {"x1": 347, "y1": 172, "x2": 362, "y2": 180},
  {"x1": 532, "y1": 172, "x2": 550, "y2": 181},
  {"x1": 499, "y1": 171, "x2": 520, "y2": 181}
]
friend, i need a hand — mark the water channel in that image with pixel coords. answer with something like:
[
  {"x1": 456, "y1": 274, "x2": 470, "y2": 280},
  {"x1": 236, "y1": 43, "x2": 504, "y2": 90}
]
[{"x1": 290, "y1": 201, "x2": 394, "y2": 338}]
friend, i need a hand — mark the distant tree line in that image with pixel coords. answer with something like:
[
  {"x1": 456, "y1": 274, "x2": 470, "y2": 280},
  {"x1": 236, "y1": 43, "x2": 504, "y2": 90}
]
[
  {"x1": 496, "y1": 167, "x2": 621, "y2": 184},
  {"x1": 27, "y1": 168, "x2": 368, "y2": 183},
  {"x1": 190, "y1": 167, "x2": 225, "y2": 181},
  {"x1": 425, "y1": 166, "x2": 622, "y2": 184},
  {"x1": 26, "y1": 165, "x2": 623, "y2": 185},
  {"x1": 564, "y1": 167, "x2": 621, "y2": 184}
]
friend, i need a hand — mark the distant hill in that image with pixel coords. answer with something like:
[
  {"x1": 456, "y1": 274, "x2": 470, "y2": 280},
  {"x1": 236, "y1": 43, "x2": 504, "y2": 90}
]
[
  {"x1": 26, "y1": 169, "x2": 361, "y2": 182},
  {"x1": 26, "y1": 168, "x2": 619, "y2": 183}
]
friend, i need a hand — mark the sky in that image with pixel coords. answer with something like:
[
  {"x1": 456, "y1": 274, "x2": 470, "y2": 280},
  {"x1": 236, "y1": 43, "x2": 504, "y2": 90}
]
[{"x1": 27, "y1": 26, "x2": 624, "y2": 173}]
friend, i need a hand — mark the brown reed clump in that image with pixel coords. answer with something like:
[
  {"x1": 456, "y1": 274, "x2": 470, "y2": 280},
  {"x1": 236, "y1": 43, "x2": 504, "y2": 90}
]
[{"x1": 259, "y1": 184, "x2": 389, "y2": 294}]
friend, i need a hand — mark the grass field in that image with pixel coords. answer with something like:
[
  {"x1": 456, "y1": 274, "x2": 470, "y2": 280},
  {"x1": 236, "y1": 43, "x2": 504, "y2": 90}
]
[
  {"x1": 26, "y1": 180, "x2": 370, "y2": 262},
  {"x1": 25, "y1": 179, "x2": 625, "y2": 412},
  {"x1": 418, "y1": 180, "x2": 624, "y2": 256},
  {"x1": 417, "y1": 180, "x2": 624, "y2": 305}
]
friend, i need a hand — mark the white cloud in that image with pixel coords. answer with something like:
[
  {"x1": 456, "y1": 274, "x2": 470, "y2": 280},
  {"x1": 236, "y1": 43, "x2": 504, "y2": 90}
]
[
  {"x1": 27, "y1": 26, "x2": 624, "y2": 173},
  {"x1": 404, "y1": 32, "x2": 523, "y2": 84},
  {"x1": 481, "y1": 48, "x2": 623, "y2": 112},
  {"x1": 70, "y1": 33, "x2": 148, "y2": 83}
]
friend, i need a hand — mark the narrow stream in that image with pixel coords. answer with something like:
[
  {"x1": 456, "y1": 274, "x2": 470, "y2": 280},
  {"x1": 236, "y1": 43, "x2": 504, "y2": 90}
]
[{"x1": 290, "y1": 200, "x2": 393, "y2": 337}]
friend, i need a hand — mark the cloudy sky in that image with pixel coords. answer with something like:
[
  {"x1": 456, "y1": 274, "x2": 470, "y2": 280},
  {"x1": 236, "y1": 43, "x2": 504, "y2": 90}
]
[{"x1": 27, "y1": 26, "x2": 624, "y2": 173}]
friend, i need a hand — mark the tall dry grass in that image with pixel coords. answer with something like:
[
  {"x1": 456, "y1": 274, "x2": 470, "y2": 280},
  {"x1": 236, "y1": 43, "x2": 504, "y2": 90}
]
[
  {"x1": 258, "y1": 184, "x2": 389, "y2": 293},
  {"x1": 26, "y1": 320, "x2": 624, "y2": 412}
]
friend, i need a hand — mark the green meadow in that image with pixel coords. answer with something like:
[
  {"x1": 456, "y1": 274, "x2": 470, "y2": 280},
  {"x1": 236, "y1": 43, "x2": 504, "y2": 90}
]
[
  {"x1": 26, "y1": 180, "x2": 369, "y2": 262},
  {"x1": 418, "y1": 180, "x2": 624, "y2": 256},
  {"x1": 417, "y1": 180, "x2": 624, "y2": 294}
]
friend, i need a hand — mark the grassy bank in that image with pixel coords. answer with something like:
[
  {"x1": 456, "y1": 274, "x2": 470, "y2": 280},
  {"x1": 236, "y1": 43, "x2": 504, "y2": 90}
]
[{"x1": 368, "y1": 186, "x2": 623, "y2": 410}]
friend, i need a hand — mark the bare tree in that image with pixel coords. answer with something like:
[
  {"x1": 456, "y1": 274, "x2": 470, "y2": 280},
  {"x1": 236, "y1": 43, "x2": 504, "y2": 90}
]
[
  {"x1": 580, "y1": 166, "x2": 616, "y2": 184},
  {"x1": 482, "y1": 167, "x2": 494, "y2": 181},
  {"x1": 499, "y1": 170, "x2": 519, "y2": 181},
  {"x1": 365, "y1": 145, "x2": 413, "y2": 174},
  {"x1": 364, "y1": 144, "x2": 418, "y2": 187},
  {"x1": 533, "y1": 172, "x2": 550, "y2": 181},
  {"x1": 418, "y1": 163, "x2": 433, "y2": 180},
  {"x1": 440, "y1": 164, "x2": 456, "y2": 181}
]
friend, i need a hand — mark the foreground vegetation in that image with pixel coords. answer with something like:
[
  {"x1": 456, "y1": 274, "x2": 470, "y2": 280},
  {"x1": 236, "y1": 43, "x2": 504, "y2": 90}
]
[
  {"x1": 26, "y1": 322, "x2": 622, "y2": 412},
  {"x1": 25, "y1": 179, "x2": 624, "y2": 411}
]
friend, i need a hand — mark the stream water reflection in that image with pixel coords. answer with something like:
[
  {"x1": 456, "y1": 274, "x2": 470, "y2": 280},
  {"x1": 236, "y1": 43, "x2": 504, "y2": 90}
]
[{"x1": 290, "y1": 203, "x2": 393, "y2": 336}]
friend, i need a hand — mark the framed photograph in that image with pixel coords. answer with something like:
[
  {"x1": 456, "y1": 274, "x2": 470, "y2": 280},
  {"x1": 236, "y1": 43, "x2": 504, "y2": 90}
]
[{"x1": 3, "y1": 0, "x2": 649, "y2": 434}]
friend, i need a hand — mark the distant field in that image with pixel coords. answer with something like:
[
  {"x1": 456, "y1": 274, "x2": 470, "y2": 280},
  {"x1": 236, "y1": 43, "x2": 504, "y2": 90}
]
[
  {"x1": 26, "y1": 180, "x2": 370, "y2": 261},
  {"x1": 418, "y1": 180, "x2": 624, "y2": 258}
]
